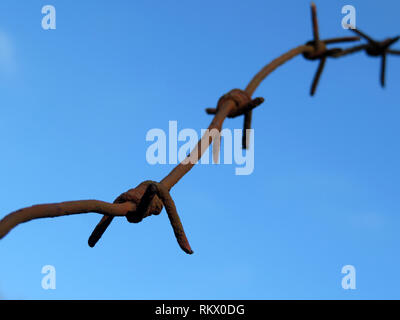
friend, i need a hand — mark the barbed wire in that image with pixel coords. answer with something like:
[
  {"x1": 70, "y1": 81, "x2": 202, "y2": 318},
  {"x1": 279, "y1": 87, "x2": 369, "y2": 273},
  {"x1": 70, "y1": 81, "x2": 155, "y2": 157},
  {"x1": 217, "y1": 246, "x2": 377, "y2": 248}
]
[{"x1": 0, "y1": 3, "x2": 398, "y2": 254}]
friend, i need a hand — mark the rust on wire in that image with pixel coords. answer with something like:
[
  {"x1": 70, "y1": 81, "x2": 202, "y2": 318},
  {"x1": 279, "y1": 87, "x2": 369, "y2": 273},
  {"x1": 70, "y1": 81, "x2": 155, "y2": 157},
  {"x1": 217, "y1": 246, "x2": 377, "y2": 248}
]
[{"x1": 0, "y1": 3, "x2": 399, "y2": 255}]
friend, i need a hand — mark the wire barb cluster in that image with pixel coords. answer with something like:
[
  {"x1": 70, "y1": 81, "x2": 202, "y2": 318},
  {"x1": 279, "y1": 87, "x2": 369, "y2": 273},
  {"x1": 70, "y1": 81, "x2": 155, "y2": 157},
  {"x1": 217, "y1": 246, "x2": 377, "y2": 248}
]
[
  {"x1": 0, "y1": 3, "x2": 398, "y2": 255},
  {"x1": 205, "y1": 89, "x2": 264, "y2": 118},
  {"x1": 303, "y1": 3, "x2": 360, "y2": 96},
  {"x1": 333, "y1": 28, "x2": 400, "y2": 87},
  {"x1": 88, "y1": 180, "x2": 193, "y2": 254}
]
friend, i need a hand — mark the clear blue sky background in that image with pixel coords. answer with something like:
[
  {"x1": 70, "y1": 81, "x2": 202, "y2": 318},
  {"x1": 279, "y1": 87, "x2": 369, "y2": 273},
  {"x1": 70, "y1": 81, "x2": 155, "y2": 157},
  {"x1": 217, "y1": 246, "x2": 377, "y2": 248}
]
[{"x1": 0, "y1": 0, "x2": 399, "y2": 299}]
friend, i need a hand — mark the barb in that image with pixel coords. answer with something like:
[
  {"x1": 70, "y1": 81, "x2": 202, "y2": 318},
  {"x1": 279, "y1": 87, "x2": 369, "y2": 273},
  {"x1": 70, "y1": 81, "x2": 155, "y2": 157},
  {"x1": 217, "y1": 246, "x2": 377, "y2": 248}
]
[
  {"x1": 205, "y1": 97, "x2": 264, "y2": 118},
  {"x1": 89, "y1": 180, "x2": 163, "y2": 248},
  {"x1": 332, "y1": 28, "x2": 400, "y2": 87},
  {"x1": 310, "y1": 56, "x2": 326, "y2": 96},
  {"x1": 311, "y1": 2, "x2": 321, "y2": 51},
  {"x1": 154, "y1": 182, "x2": 193, "y2": 254},
  {"x1": 206, "y1": 89, "x2": 265, "y2": 163},
  {"x1": 87, "y1": 181, "x2": 193, "y2": 254},
  {"x1": 1, "y1": 3, "x2": 398, "y2": 255},
  {"x1": 332, "y1": 44, "x2": 368, "y2": 57}
]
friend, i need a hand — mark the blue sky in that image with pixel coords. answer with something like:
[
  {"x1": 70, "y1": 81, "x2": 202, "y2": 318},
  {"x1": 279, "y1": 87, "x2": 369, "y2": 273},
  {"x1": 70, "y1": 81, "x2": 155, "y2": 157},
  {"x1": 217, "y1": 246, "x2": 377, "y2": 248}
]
[{"x1": 0, "y1": 0, "x2": 399, "y2": 299}]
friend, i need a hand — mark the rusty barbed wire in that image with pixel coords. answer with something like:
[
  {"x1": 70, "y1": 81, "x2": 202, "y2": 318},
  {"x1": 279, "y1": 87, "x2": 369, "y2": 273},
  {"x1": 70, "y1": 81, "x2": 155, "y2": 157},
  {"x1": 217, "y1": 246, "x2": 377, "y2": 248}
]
[
  {"x1": 242, "y1": 2, "x2": 360, "y2": 148},
  {"x1": 0, "y1": 3, "x2": 398, "y2": 255}
]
